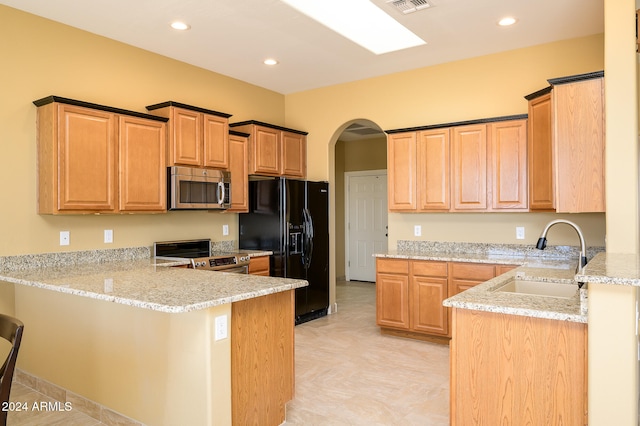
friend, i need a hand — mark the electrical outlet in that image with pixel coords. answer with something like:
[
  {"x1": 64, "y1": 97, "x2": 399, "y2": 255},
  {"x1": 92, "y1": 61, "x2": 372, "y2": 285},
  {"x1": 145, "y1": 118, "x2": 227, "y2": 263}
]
[
  {"x1": 414, "y1": 225, "x2": 422, "y2": 237},
  {"x1": 222, "y1": 224, "x2": 229, "y2": 236},
  {"x1": 516, "y1": 226, "x2": 525, "y2": 240},
  {"x1": 60, "y1": 231, "x2": 70, "y2": 246},
  {"x1": 104, "y1": 229, "x2": 113, "y2": 243},
  {"x1": 214, "y1": 315, "x2": 228, "y2": 341}
]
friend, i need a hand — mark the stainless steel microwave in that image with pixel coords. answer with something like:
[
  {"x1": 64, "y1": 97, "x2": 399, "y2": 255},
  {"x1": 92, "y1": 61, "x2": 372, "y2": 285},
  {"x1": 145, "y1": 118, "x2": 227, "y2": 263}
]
[{"x1": 168, "y1": 166, "x2": 230, "y2": 210}]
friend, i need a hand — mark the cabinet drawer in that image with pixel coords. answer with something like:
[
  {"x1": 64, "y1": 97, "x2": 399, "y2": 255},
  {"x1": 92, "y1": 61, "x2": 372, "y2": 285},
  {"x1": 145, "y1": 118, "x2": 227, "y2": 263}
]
[
  {"x1": 376, "y1": 258, "x2": 409, "y2": 274},
  {"x1": 411, "y1": 261, "x2": 448, "y2": 277},
  {"x1": 450, "y1": 263, "x2": 495, "y2": 280}
]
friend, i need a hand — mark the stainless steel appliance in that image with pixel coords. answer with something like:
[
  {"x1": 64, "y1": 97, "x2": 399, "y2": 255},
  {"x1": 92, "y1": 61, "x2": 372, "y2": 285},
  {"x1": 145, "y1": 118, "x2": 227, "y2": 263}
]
[
  {"x1": 154, "y1": 239, "x2": 249, "y2": 273},
  {"x1": 168, "y1": 166, "x2": 230, "y2": 210},
  {"x1": 238, "y1": 178, "x2": 329, "y2": 324}
]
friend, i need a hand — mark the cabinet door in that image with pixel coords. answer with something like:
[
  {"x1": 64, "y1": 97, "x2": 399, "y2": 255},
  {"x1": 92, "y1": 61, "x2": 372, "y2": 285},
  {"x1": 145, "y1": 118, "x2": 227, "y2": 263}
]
[
  {"x1": 528, "y1": 93, "x2": 555, "y2": 210},
  {"x1": 251, "y1": 126, "x2": 281, "y2": 175},
  {"x1": 490, "y1": 120, "x2": 528, "y2": 210},
  {"x1": 203, "y1": 114, "x2": 229, "y2": 169},
  {"x1": 57, "y1": 104, "x2": 117, "y2": 212},
  {"x1": 118, "y1": 116, "x2": 166, "y2": 212},
  {"x1": 376, "y1": 273, "x2": 410, "y2": 329},
  {"x1": 171, "y1": 107, "x2": 202, "y2": 166},
  {"x1": 281, "y1": 131, "x2": 306, "y2": 178},
  {"x1": 418, "y1": 129, "x2": 450, "y2": 210},
  {"x1": 451, "y1": 124, "x2": 488, "y2": 210},
  {"x1": 554, "y1": 77, "x2": 605, "y2": 213},
  {"x1": 387, "y1": 132, "x2": 417, "y2": 211},
  {"x1": 228, "y1": 134, "x2": 249, "y2": 213},
  {"x1": 410, "y1": 276, "x2": 448, "y2": 335}
]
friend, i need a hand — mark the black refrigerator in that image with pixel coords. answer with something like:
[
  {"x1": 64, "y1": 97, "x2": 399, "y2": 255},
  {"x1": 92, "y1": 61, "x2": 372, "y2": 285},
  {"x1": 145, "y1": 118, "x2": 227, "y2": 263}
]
[{"x1": 239, "y1": 177, "x2": 329, "y2": 325}]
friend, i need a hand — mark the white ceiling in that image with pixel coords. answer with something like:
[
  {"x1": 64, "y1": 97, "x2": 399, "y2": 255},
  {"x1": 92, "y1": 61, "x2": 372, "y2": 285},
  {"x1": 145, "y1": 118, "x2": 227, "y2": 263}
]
[{"x1": 2, "y1": 0, "x2": 603, "y2": 95}]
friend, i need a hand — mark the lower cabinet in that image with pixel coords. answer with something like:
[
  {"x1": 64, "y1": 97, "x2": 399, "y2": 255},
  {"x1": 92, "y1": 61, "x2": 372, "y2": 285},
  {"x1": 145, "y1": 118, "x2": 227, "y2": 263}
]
[
  {"x1": 248, "y1": 256, "x2": 270, "y2": 276},
  {"x1": 450, "y1": 308, "x2": 587, "y2": 425},
  {"x1": 376, "y1": 258, "x2": 518, "y2": 341}
]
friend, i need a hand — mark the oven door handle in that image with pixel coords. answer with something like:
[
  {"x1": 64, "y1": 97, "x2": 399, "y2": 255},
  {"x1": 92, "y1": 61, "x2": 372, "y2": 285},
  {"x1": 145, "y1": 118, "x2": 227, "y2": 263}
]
[{"x1": 219, "y1": 265, "x2": 248, "y2": 274}]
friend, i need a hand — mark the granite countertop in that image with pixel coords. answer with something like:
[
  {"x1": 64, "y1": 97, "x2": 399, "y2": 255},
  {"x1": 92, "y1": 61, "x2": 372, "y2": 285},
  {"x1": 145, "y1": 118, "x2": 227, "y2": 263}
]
[
  {"x1": 378, "y1": 241, "x2": 600, "y2": 323},
  {"x1": 0, "y1": 248, "x2": 305, "y2": 314},
  {"x1": 576, "y1": 252, "x2": 640, "y2": 286},
  {"x1": 443, "y1": 266, "x2": 587, "y2": 323}
]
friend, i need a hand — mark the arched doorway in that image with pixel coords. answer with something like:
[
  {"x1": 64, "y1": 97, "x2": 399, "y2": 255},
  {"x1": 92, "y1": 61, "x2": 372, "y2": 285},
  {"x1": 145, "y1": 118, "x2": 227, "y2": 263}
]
[{"x1": 333, "y1": 119, "x2": 387, "y2": 285}]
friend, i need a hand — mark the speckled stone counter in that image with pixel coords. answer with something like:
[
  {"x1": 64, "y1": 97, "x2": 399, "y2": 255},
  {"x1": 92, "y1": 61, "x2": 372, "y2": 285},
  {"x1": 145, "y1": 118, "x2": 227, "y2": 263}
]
[
  {"x1": 0, "y1": 247, "x2": 305, "y2": 313},
  {"x1": 377, "y1": 241, "x2": 600, "y2": 323},
  {"x1": 575, "y1": 252, "x2": 640, "y2": 286}
]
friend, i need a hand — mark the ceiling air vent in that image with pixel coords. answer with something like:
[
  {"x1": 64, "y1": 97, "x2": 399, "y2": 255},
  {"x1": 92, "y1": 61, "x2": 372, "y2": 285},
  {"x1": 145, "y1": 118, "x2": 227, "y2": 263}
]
[{"x1": 386, "y1": 0, "x2": 432, "y2": 15}]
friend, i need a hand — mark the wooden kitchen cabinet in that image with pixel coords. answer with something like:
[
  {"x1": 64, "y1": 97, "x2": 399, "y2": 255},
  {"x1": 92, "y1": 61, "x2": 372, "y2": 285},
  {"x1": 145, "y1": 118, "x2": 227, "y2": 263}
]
[
  {"x1": 527, "y1": 89, "x2": 555, "y2": 210},
  {"x1": 450, "y1": 308, "x2": 587, "y2": 425},
  {"x1": 377, "y1": 259, "x2": 523, "y2": 342},
  {"x1": 227, "y1": 130, "x2": 249, "y2": 213},
  {"x1": 118, "y1": 115, "x2": 166, "y2": 212},
  {"x1": 387, "y1": 132, "x2": 417, "y2": 211},
  {"x1": 146, "y1": 101, "x2": 232, "y2": 169},
  {"x1": 451, "y1": 124, "x2": 488, "y2": 211},
  {"x1": 490, "y1": 119, "x2": 528, "y2": 210},
  {"x1": 376, "y1": 258, "x2": 410, "y2": 330},
  {"x1": 376, "y1": 258, "x2": 449, "y2": 341},
  {"x1": 230, "y1": 121, "x2": 307, "y2": 178},
  {"x1": 248, "y1": 256, "x2": 270, "y2": 276},
  {"x1": 526, "y1": 71, "x2": 605, "y2": 213},
  {"x1": 386, "y1": 128, "x2": 450, "y2": 212},
  {"x1": 409, "y1": 260, "x2": 449, "y2": 336},
  {"x1": 35, "y1": 96, "x2": 168, "y2": 214}
]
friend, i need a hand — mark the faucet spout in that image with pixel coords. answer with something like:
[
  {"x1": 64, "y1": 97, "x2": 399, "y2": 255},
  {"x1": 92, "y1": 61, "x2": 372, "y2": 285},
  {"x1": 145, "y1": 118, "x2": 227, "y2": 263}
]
[{"x1": 536, "y1": 219, "x2": 588, "y2": 274}]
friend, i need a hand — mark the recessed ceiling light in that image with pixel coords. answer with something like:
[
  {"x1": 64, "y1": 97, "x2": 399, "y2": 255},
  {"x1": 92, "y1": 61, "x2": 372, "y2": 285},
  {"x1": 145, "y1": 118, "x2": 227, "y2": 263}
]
[
  {"x1": 170, "y1": 21, "x2": 191, "y2": 31},
  {"x1": 498, "y1": 17, "x2": 517, "y2": 26},
  {"x1": 281, "y1": 0, "x2": 426, "y2": 55},
  {"x1": 264, "y1": 58, "x2": 279, "y2": 66}
]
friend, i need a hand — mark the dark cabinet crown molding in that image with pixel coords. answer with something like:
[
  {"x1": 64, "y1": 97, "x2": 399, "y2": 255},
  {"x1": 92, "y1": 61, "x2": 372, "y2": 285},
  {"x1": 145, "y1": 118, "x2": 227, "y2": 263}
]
[
  {"x1": 547, "y1": 70, "x2": 604, "y2": 86},
  {"x1": 33, "y1": 96, "x2": 168, "y2": 122},
  {"x1": 230, "y1": 120, "x2": 308, "y2": 136},
  {"x1": 145, "y1": 101, "x2": 232, "y2": 119},
  {"x1": 384, "y1": 114, "x2": 528, "y2": 135}
]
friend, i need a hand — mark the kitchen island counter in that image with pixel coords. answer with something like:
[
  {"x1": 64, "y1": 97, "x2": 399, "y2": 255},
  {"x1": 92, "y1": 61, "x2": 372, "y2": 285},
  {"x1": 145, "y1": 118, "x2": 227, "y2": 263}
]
[{"x1": 0, "y1": 247, "x2": 303, "y2": 426}]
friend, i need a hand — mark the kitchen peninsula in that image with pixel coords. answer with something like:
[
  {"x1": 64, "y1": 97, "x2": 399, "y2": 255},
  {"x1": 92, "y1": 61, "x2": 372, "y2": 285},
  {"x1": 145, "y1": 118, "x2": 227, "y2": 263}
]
[{"x1": 0, "y1": 247, "x2": 307, "y2": 425}]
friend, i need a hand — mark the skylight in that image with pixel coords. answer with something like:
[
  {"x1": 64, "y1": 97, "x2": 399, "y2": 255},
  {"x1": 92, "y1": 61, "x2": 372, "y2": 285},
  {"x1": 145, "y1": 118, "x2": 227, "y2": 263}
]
[{"x1": 281, "y1": 0, "x2": 426, "y2": 55}]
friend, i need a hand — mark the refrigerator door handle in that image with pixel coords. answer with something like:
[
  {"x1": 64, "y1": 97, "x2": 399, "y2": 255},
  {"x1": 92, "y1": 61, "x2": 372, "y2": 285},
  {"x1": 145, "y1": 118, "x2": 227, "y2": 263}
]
[{"x1": 303, "y1": 208, "x2": 314, "y2": 269}]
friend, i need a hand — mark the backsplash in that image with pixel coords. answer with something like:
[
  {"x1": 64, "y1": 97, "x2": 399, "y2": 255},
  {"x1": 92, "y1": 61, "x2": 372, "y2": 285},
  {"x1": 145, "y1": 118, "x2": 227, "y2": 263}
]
[
  {"x1": 0, "y1": 247, "x2": 150, "y2": 272},
  {"x1": 397, "y1": 240, "x2": 605, "y2": 260}
]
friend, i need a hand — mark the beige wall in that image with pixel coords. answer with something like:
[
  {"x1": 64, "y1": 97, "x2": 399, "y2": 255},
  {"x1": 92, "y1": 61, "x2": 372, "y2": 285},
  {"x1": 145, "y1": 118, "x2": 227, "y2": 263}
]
[
  {"x1": 1, "y1": 5, "x2": 285, "y2": 256},
  {"x1": 335, "y1": 136, "x2": 387, "y2": 278}
]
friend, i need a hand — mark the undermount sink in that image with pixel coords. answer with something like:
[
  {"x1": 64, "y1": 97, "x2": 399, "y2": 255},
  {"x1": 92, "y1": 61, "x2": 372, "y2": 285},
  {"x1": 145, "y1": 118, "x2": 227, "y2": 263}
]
[{"x1": 494, "y1": 279, "x2": 579, "y2": 299}]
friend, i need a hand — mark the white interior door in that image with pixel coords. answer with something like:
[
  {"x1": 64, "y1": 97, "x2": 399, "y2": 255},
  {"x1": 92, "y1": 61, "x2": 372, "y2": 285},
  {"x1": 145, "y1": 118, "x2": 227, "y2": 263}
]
[{"x1": 346, "y1": 170, "x2": 388, "y2": 282}]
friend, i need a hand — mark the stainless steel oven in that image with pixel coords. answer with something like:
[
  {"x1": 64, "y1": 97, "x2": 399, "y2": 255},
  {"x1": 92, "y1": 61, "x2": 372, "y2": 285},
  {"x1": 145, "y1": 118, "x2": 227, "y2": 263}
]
[
  {"x1": 168, "y1": 166, "x2": 230, "y2": 210},
  {"x1": 154, "y1": 239, "x2": 249, "y2": 273}
]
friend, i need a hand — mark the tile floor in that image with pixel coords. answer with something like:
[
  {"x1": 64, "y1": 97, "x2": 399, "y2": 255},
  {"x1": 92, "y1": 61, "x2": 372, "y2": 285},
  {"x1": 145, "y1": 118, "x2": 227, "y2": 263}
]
[
  {"x1": 284, "y1": 281, "x2": 450, "y2": 425},
  {"x1": 6, "y1": 280, "x2": 450, "y2": 425}
]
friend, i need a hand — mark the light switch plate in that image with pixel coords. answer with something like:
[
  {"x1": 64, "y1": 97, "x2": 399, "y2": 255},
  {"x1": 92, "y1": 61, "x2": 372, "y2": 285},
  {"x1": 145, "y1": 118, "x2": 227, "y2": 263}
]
[
  {"x1": 222, "y1": 224, "x2": 229, "y2": 236},
  {"x1": 104, "y1": 229, "x2": 113, "y2": 243},
  {"x1": 516, "y1": 227, "x2": 525, "y2": 240}
]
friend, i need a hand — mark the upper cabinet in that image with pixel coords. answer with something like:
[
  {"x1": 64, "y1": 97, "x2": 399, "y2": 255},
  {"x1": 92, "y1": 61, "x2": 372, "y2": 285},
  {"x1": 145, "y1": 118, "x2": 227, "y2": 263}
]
[
  {"x1": 34, "y1": 96, "x2": 168, "y2": 214},
  {"x1": 387, "y1": 116, "x2": 527, "y2": 213},
  {"x1": 230, "y1": 121, "x2": 307, "y2": 178},
  {"x1": 227, "y1": 130, "x2": 250, "y2": 213},
  {"x1": 526, "y1": 71, "x2": 605, "y2": 213},
  {"x1": 146, "y1": 101, "x2": 232, "y2": 170}
]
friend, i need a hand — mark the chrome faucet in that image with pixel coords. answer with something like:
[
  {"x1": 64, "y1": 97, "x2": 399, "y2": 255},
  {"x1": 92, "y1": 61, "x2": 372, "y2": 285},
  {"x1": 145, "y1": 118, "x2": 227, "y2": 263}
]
[{"x1": 536, "y1": 219, "x2": 588, "y2": 274}]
